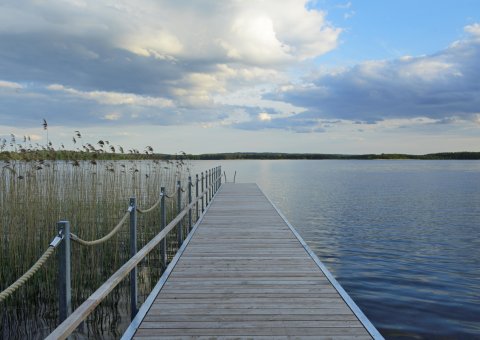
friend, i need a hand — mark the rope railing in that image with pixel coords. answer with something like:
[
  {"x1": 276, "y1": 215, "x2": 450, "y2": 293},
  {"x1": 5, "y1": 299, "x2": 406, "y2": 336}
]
[
  {"x1": 136, "y1": 197, "x2": 161, "y2": 214},
  {"x1": 47, "y1": 166, "x2": 222, "y2": 340},
  {"x1": 1, "y1": 165, "x2": 223, "y2": 340},
  {"x1": 0, "y1": 231, "x2": 64, "y2": 303},
  {"x1": 70, "y1": 210, "x2": 130, "y2": 246},
  {"x1": 163, "y1": 189, "x2": 177, "y2": 199}
]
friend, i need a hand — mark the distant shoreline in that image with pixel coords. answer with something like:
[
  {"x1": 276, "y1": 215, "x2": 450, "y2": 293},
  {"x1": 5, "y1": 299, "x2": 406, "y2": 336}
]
[
  {"x1": 188, "y1": 151, "x2": 480, "y2": 160},
  {"x1": 2, "y1": 151, "x2": 480, "y2": 161}
]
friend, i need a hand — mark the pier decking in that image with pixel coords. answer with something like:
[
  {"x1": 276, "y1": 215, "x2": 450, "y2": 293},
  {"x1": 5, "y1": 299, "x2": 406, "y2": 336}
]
[{"x1": 124, "y1": 183, "x2": 382, "y2": 339}]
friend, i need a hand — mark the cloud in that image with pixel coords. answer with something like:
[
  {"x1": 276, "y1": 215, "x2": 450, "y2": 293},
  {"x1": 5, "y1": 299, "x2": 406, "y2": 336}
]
[
  {"x1": 336, "y1": 2, "x2": 352, "y2": 9},
  {"x1": 235, "y1": 114, "x2": 327, "y2": 133},
  {"x1": 0, "y1": 80, "x2": 23, "y2": 90},
  {"x1": 258, "y1": 112, "x2": 273, "y2": 121},
  {"x1": 464, "y1": 23, "x2": 480, "y2": 39},
  {"x1": 0, "y1": 1, "x2": 339, "y2": 69},
  {"x1": 265, "y1": 24, "x2": 480, "y2": 125},
  {"x1": 47, "y1": 84, "x2": 174, "y2": 107},
  {"x1": 344, "y1": 11, "x2": 355, "y2": 20},
  {"x1": 0, "y1": 0, "x2": 340, "y2": 131},
  {"x1": 103, "y1": 112, "x2": 121, "y2": 121}
]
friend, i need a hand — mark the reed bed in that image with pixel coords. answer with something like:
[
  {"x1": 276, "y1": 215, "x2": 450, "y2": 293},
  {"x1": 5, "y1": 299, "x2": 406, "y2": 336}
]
[{"x1": 0, "y1": 157, "x2": 194, "y2": 339}]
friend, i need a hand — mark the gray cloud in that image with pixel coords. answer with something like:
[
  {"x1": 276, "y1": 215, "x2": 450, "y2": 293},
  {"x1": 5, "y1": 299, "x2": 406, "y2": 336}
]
[
  {"x1": 3, "y1": 0, "x2": 479, "y2": 146},
  {"x1": 0, "y1": 1, "x2": 341, "y2": 130},
  {"x1": 234, "y1": 115, "x2": 326, "y2": 133},
  {"x1": 266, "y1": 31, "x2": 480, "y2": 124},
  {"x1": 0, "y1": 33, "x2": 187, "y2": 96}
]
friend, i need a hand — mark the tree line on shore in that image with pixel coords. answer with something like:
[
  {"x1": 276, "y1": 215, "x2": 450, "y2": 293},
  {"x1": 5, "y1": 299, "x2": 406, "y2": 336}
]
[{"x1": 2, "y1": 150, "x2": 480, "y2": 161}]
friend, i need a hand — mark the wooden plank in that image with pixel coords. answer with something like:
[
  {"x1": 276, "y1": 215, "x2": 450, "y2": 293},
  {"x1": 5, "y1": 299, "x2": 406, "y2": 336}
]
[
  {"x1": 132, "y1": 336, "x2": 373, "y2": 340},
  {"x1": 159, "y1": 288, "x2": 339, "y2": 294},
  {"x1": 138, "y1": 320, "x2": 365, "y2": 329},
  {"x1": 138, "y1": 308, "x2": 355, "y2": 316},
  {"x1": 127, "y1": 183, "x2": 379, "y2": 339},
  {"x1": 154, "y1": 297, "x2": 346, "y2": 304},
  {"x1": 143, "y1": 314, "x2": 360, "y2": 322},
  {"x1": 134, "y1": 327, "x2": 370, "y2": 336}
]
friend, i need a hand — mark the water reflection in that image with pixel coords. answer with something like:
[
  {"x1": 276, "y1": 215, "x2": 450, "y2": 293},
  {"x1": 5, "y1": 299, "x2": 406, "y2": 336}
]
[{"x1": 192, "y1": 160, "x2": 480, "y2": 339}]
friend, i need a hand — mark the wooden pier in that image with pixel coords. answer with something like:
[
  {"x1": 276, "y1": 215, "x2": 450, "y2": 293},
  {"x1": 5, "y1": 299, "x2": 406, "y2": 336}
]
[{"x1": 123, "y1": 183, "x2": 382, "y2": 339}]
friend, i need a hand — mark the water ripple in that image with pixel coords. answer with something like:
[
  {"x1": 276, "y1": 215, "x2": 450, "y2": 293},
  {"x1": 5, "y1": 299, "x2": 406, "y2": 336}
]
[{"x1": 194, "y1": 160, "x2": 480, "y2": 339}]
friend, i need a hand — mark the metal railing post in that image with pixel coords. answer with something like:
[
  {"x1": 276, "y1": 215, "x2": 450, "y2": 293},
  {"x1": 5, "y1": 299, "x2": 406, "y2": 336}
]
[
  {"x1": 58, "y1": 221, "x2": 71, "y2": 323},
  {"x1": 218, "y1": 166, "x2": 222, "y2": 189},
  {"x1": 188, "y1": 176, "x2": 192, "y2": 232},
  {"x1": 213, "y1": 167, "x2": 216, "y2": 193},
  {"x1": 129, "y1": 197, "x2": 138, "y2": 320},
  {"x1": 195, "y1": 174, "x2": 199, "y2": 220},
  {"x1": 209, "y1": 169, "x2": 212, "y2": 200},
  {"x1": 205, "y1": 170, "x2": 209, "y2": 206},
  {"x1": 160, "y1": 187, "x2": 167, "y2": 269},
  {"x1": 177, "y1": 180, "x2": 183, "y2": 247},
  {"x1": 208, "y1": 169, "x2": 211, "y2": 202},
  {"x1": 201, "y1": 172, "x2": 204, "y2": 212}
]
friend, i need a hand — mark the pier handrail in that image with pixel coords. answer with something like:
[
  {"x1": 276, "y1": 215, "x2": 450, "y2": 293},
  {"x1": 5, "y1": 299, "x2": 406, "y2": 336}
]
[
  {"x1": 0, "y1": 188, "x2": 163, "y2": 301},
  {"x1": 0, "y1": 165, "x2": 223, "y2": 339},
  {"x1": 135, "y1": 196, "x2": 161, "y2": 214},
  {"x1": 70, "y1": 210, "x2": 130, "y2": 246},
  {"x1": 0, "y1": 244, "x2": 57, "y2": 303},
  {"x1": 46, "y1": 183, "x2": 217, "y2": 340},
  {"x1": 0, "y1": 193, "x2": 167, "y2": 302}
]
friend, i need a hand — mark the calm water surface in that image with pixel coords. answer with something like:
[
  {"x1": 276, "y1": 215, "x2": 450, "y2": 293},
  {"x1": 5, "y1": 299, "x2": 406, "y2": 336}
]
[{"x1": 193, "y1": 160, "x2": 480, "y2": 339}]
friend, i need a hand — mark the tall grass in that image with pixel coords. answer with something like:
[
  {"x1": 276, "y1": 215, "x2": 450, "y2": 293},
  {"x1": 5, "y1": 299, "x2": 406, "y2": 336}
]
[{"x1": 0, "y1": 149, "x2": 195, "y2": 338}]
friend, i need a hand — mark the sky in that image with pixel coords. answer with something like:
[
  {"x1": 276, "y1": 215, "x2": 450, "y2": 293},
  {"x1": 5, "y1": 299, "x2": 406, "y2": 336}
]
[{"x1": 0, "y1": 0, "x2": 479, "y2": 154}]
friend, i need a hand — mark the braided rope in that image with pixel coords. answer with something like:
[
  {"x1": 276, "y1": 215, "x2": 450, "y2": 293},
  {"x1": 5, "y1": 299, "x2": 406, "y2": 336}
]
[
  {"x1": 70, "y1": 211, "x2": 129, "y2": 246},
  {"x1": 163, "y1": 189, "x2": 177, "y2": 199},
  {"x1": 0, "y1": 246, "x2": 55, "y2": 303},
  {"x1": 136, "y1": 197, "x2": 161, "y2": 214},
  {"x1": 0, "y1": 172, "x2": 220, "y2": 304}
]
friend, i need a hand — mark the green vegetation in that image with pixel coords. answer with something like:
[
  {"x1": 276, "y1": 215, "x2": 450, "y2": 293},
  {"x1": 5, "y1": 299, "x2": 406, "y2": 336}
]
[
  {"x1": 3, "y1": 150, "x2": 480, "y2": 162},
  {"x1": 0, "y1": 127, "x2": 196, "y2": 338}
]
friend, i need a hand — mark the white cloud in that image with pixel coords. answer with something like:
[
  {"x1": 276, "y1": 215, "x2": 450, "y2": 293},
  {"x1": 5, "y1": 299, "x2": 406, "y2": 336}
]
[
  {"x1": 103, "y1": 112, "x2": 121, "y2": 121},
  {"x1": 29, "y1": 134, "x2": 42, "y2": 141},
  {"x1": 337, "y1": 2, "x2": 352, "y2": 9},
  {"x1": 120, "y1": 27, "x2": 183, "y2": 59},
  {"x1": 0, "y1": 0, "x2": 340, "y2": 64},
  {"x1": 344, "y1": 11, "x2": 355, "y2": 20},
  {"x1": 266, "y1": 23, "x2": 480, "y2": 124},
  {"x1": 0, "y1": 80, "x2": 23, "y2": 90},
  {"x1": 399, "y1": 59, "x2": 460, "y2": 81},
  {"x1": 0, "y1": 0, "x2": 341, "y2": 131},
  {"x1": 465, "y1": 23, "x2": 480, "y2": 38},
  {"x1": 171, "y1": 64, "x2": 285, "y2": 108},
  {"x1": 258, "y1": 112, "x2": 272, "y2": 121},
  {"x1": 474, "y1": 114, "x2": 480, "y2": 124},
  {"x1": 47, "y1": 84, "x2": 174, "y2": 107},
  {"x1": 220, "y1": 13, "x2": 291, "y2": 64}
]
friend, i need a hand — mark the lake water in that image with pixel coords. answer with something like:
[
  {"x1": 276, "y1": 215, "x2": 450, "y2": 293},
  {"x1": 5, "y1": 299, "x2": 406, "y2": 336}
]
[{"x1": 192, "y1": 160, "x2": 480, "y2": 339}]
